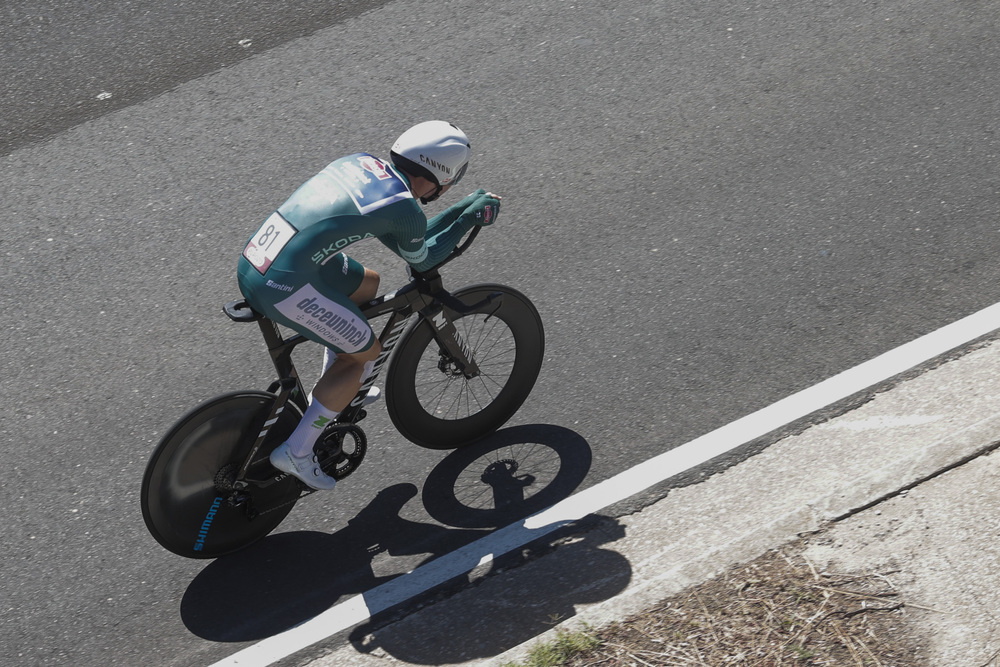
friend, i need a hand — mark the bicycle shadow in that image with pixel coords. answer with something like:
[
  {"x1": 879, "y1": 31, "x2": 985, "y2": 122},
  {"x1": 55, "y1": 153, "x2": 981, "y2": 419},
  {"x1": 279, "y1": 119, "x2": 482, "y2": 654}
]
[
  {"x1": 351, "y1": 517, "x2": 630, "y2": 664},
  {"x1": 350, "y1": 425, "x2": 633, "y2": 664},
  {"x1": 179, "y1": 424, "x2": 623, "y2": 647}
]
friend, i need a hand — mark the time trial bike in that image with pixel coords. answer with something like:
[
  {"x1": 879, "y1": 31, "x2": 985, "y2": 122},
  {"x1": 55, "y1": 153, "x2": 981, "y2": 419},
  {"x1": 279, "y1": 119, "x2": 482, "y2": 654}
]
[{"x1": 140, "y1": 229, "x2": 544, "y2": 558}]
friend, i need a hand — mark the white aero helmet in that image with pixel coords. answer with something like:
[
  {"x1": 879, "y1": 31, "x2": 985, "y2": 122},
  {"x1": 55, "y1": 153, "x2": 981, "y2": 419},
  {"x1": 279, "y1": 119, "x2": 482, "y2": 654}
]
[{"x1": 390, "y1": 121, "x2": 471, "y2": 202}]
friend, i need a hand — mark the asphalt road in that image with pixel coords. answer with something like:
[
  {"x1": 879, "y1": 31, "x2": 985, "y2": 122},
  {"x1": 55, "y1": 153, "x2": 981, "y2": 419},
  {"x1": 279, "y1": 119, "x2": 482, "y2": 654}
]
[
  {"x1": 2, "y1": 0, "x2": 1000, "y2": 665},
  {"x1": 0, "y1": 0, "x2": 390, "y2": 155}
]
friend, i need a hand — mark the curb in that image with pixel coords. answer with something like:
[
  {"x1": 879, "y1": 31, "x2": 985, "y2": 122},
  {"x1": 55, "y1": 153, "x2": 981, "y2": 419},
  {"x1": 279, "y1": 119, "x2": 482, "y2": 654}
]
[
  {"x1": 482, "y1": 337, "x2": 1000, "y2": 666},
  {"x1": 300, "y1": 335, "x2": 1000, "y2": 667}
]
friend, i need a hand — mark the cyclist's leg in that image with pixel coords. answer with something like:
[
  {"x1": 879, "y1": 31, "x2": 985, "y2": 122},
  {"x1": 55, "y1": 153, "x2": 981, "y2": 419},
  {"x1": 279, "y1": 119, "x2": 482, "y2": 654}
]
[
  {"x1": 312, "y1": 339, "x2": 381, "y2": 413},
  {"x1": 351, "y1": 267, "x2": 380, "y2": 305},
  {"x1": 319, "y1": 265, "x2": 380, "y2": 375},
  {"x1": 282, "y1": 338, "x2": 379, "y2": 462},
  {"x1": 309, "y1": 258, "x2": 381, "y2": 415},
  {"x1": 282, "y1": 256, "x2": 377, "y2": 441},
  {"x1": 241, "y1": 254, "x2": 380, "y2": 488}
]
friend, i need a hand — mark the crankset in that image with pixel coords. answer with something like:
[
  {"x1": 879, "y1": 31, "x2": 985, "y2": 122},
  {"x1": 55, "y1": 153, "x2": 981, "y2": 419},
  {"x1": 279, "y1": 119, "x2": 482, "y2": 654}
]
[{"x1": 315, "y1": 422, "x2": 368, "y2": 480}]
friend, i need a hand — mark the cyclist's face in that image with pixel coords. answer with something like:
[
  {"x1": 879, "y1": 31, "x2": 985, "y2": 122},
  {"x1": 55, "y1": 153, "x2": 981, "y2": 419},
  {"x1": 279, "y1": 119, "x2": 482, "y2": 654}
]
[
  {"x1": 410, "y1": 176, "x2": 441, "y2": 201},
  {"x1": 414, "y1": 178, "x2": 452, "y2": 205},
  {"x1": 421, "y1": 183, "x2": 450, "y2": 204}
]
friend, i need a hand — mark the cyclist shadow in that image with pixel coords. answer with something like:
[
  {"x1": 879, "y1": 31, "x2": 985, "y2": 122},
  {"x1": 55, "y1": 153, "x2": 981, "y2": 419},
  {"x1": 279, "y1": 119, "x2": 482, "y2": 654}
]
[
  {"x1": 179, "y1": 482, "x2": 477, "y2": 642},
  {"x1": 179, "y1": 424, "x2": 630, "y2": 651}
]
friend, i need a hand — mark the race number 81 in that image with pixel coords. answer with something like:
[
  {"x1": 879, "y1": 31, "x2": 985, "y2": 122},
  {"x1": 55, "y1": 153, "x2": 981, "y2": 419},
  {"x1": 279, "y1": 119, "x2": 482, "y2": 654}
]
[{"x1": 243, "y1": 212, "x2": 297, "y2": 275}]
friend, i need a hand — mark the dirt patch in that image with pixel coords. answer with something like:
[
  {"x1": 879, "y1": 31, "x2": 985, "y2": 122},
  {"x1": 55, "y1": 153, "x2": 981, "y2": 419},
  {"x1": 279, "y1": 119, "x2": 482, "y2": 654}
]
[{"x1": 559, "y1": 545, "x2": 932, "y2": 666}]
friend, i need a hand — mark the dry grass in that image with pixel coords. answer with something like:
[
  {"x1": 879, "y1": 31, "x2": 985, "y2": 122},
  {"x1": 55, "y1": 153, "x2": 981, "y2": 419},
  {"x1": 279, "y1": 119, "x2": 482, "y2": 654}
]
[{"x1": 510, "y1": 546, "x2": 931, "y2": 667}]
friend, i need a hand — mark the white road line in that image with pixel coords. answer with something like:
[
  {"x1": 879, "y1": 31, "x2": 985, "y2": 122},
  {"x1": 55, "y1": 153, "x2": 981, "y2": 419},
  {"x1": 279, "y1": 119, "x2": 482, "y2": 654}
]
[{"x1": 211, "y1": 301, "x2": 1000, "y2": 667}]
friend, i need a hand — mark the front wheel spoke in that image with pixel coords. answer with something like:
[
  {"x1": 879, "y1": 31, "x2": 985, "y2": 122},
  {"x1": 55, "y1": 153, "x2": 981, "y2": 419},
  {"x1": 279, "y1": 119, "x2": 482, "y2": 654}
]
[
  {"x1": 476, "y1": 372, "x2": 506, "y2": 395},
  {"x1": 471, "y1": 336, "x2": 514, "y2": 367},
  {"x1": 409, "y1": 307, "x2": 529, "y2": 422},
  {"x1": 420, "y1": 374, "x2": 459, "y2": 414},
  {"x1": 447, "y1": 382, "x2": 470, "y2": 419},
  {"x1": 466, "y1": 315, "x2": 496, "y2": 354},
  {"x1": 464, "y1": 379, "x2": 489, "y2": 411}
]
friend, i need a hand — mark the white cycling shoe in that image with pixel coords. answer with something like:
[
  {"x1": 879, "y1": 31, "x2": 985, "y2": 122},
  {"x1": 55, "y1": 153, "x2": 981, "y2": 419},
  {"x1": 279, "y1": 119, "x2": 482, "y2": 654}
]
[{"x1": 269, "y1": 442, "x2": 337, "y2": 490}]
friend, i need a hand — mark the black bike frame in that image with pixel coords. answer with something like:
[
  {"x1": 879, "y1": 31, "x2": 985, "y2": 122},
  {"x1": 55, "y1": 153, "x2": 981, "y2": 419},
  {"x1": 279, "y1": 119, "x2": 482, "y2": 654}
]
[{"x1": 223, "y1": 228, "x2": 490, "y2": 489}]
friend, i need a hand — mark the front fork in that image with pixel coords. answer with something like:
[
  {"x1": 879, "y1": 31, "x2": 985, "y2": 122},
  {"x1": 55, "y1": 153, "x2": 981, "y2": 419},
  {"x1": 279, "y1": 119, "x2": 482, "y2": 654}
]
[{"x1": 421, "y1": 303, "x2": 481, "y2": 379}]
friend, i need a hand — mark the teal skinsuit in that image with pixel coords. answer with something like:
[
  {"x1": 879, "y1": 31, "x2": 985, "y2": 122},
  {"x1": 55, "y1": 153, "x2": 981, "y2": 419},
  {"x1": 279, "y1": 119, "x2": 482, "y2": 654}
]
[{"x1": 237, "y1": 153, "x2": 496, "y2": 353}]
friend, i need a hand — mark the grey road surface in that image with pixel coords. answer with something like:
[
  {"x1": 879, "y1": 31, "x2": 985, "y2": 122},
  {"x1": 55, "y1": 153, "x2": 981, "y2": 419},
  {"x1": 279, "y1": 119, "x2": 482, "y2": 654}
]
[
  {"x1": 0, "y1": 0, "x2": 391, "y2": 155},
  {"x1": 2, "y1": 0, "x2": 999, "y2": 665}
]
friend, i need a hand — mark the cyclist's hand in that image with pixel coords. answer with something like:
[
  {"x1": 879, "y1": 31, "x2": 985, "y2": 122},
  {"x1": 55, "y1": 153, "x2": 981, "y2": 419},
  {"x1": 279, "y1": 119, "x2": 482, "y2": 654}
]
[
  {"x1": 470, "y1": 191, "x2": 501, "y2": 226},
  {"x1": 454, "y1": 188, "x2": 486, "y2": 209}
]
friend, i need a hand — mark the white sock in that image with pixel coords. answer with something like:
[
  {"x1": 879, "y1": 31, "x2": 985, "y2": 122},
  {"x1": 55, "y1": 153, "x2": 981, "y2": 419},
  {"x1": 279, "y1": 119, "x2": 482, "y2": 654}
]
[{"x1": 286, "y1": 399, "x2": 339, "y2": 458}]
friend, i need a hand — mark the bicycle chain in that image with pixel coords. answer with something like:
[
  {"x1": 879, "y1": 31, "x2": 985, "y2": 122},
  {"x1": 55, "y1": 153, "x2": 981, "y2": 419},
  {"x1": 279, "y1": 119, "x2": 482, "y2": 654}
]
[{"x1": 253, "y1": 487, "x2": 315, "y2": 517}]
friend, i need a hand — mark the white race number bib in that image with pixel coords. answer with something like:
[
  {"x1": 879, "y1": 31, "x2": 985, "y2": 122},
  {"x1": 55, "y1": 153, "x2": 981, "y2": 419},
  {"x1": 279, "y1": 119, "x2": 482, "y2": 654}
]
[{"x1": 243, "y1": 212, "x2": 297, "y2": 275}]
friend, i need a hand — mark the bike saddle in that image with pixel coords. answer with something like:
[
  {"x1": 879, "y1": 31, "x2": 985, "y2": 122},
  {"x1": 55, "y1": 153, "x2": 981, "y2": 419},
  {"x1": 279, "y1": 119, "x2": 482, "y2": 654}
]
[{"x1": 223, "y1": 299, "x2": 263, "y2": 322}]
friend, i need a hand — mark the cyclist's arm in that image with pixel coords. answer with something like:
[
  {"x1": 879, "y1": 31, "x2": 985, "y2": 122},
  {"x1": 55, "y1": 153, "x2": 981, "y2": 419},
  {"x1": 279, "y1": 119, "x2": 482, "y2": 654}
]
[
  {"x1": 420, "y1": 189, "x2": 499, "y2": 266},
  {"x1": 425, "y1": 189, "x2": 486, "y2": 236},
  {"x1": 379, "y1": 191, "x2": 499, "y2": 272},
  {"x1": 379, "y1": 223, "x2": 461, "y2": 274},
  {"x1": 376, "y1": 206, "x2": 431, "y2": 267}
]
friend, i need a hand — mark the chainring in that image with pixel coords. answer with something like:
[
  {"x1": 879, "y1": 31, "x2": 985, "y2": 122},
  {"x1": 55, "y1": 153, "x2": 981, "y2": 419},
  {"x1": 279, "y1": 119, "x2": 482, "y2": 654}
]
[{"x1": 315, "y1": 422, "x2": 368, "y2": 480}]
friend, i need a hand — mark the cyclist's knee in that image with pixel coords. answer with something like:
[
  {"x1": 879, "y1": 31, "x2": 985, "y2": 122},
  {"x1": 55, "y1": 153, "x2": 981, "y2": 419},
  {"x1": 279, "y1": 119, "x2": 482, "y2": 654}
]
[{"x1": 343, "y1": 338, "x2": 381, "y2": 365}]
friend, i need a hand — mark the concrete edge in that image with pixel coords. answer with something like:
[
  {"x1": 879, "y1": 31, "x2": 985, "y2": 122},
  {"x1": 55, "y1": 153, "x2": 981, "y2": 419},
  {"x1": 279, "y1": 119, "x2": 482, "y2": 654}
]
[
  {"x1": 301, "y1": 337, "x2": 1000, "y2": 667},
  {"x1": 480, "y1": 339, "x2": 1000, "y2": 666}
]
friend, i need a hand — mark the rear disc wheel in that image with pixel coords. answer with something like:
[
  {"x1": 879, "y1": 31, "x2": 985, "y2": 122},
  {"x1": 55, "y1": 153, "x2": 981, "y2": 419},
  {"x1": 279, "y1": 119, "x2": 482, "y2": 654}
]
[{"x1": 140, "y1": 392, "x2": 302, "y2": 558}]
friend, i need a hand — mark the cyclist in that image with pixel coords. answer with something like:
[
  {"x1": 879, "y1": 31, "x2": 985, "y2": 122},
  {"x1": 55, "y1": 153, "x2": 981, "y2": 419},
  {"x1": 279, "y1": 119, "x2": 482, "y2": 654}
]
[{"x1": 237, "y1": 121, "x2": 501, "y2": 490}]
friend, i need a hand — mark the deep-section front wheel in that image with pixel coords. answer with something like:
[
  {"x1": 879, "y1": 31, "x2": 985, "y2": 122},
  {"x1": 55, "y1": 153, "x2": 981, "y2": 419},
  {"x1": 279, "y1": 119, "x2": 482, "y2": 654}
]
[
  {"x1": 385, "y1": 284, "x2": 544, "y2": 449},
  {"x1": 140, "y1": 392, "x2": 303, "y2": 558}
]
